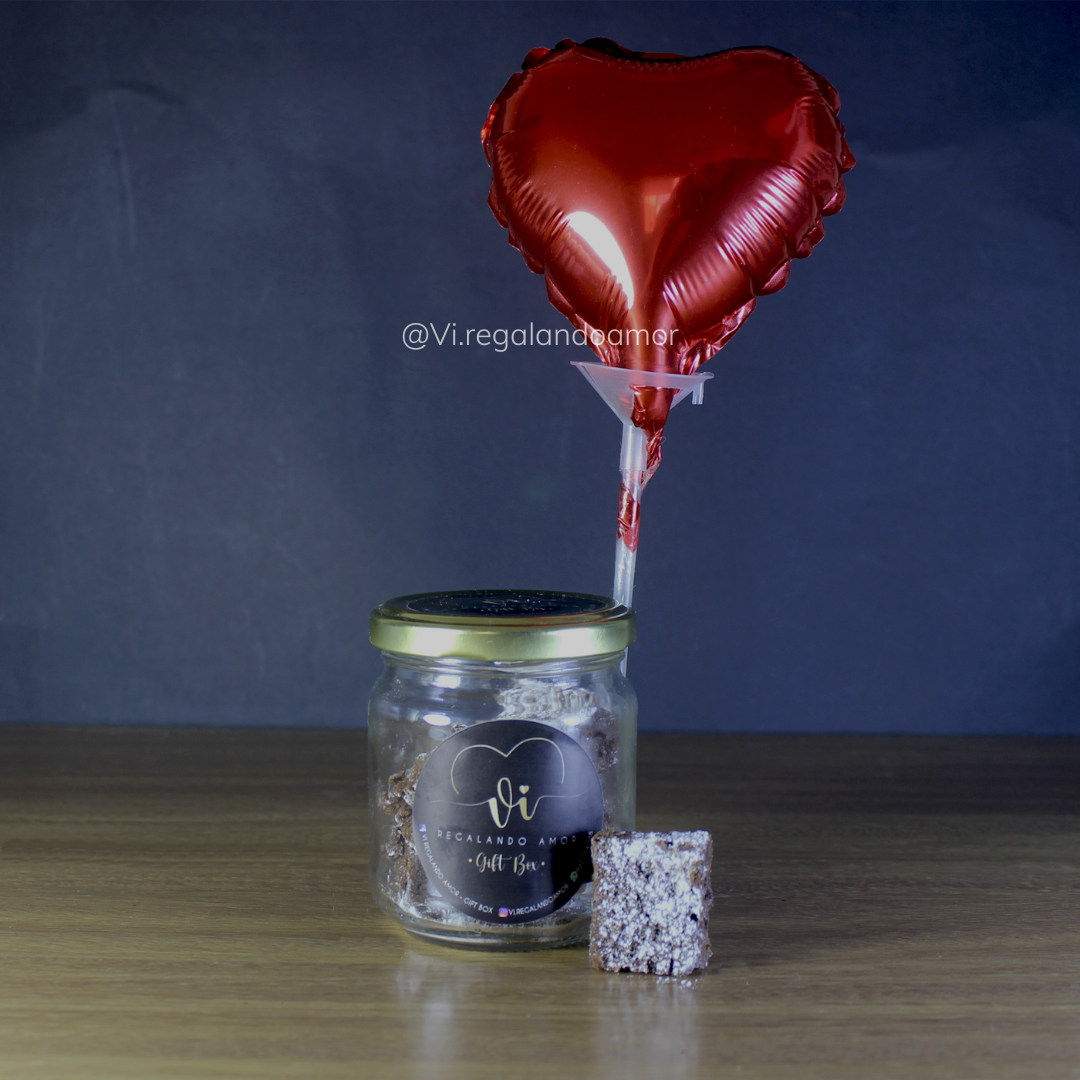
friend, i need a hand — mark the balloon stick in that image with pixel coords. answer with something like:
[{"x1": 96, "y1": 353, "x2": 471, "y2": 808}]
[
  {"x1": 572, "y1": 362, "x2": 713, "y2": 668},
  {"x1": 613, "y1": 421, "x2": 647, "y2": 611}
]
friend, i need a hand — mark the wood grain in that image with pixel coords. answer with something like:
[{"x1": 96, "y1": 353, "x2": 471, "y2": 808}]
[{"x1": 0, "y1": 727, "x2": 1077, "y2": 1079}]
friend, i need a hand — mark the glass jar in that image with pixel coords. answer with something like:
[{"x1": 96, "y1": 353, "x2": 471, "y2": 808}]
[{"x1": 368, "y1": 590, "x2": 636, "y2": 950}]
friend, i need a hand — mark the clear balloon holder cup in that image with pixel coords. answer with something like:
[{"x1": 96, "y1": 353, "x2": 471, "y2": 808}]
[{"x1": 571, "y1": 361, "x2": 714, "y2": 642}]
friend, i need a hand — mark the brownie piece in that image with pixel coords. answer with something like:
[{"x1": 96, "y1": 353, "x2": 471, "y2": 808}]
[
  {"x1": 576, "y1": 706, "x2": 619, "y2": 777},
  {"x1": 378, "y1": 752, "x2": 430, "y2": 904},
  {"x1": 589, "y1": 830, "x2": 713, "y2": 976}
]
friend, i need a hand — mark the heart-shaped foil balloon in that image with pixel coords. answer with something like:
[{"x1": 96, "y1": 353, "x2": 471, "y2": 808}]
[{"x1": 482, "y1": 38, "x2": 855, "y2": 475}]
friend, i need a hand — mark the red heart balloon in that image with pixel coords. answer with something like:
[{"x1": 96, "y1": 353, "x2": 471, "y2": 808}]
[{"x1": 482, "y1": 38, "x2": 854, "y2": 474}]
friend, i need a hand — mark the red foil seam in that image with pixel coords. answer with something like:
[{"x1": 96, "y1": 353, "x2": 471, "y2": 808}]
[{"x1": 617, "y1": 482, "x2": 642, "y2": 552}]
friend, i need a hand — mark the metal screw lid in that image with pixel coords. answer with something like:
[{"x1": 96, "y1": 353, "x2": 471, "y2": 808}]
[{"x1": 369, "y1": 590, "x2": 635, "y2": 661}]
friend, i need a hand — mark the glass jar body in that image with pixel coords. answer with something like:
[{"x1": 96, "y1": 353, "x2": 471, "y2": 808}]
[{"x1": 368, "y1": 651, "x2": 636, "y2": 949}]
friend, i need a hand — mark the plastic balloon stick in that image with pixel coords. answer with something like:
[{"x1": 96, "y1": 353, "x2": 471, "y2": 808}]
[{"x1": 573, "y1": 362, "x2": 712, "y2": 608}]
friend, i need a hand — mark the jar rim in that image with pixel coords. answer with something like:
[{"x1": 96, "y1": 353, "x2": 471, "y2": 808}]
[{"x1": 369, "y1": 589, "x2": 635, "y2": 661}]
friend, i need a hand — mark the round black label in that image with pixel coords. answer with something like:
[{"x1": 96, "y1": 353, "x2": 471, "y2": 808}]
[{"x1": 412, "y1": 720, "x2": 604, "y2": 923}]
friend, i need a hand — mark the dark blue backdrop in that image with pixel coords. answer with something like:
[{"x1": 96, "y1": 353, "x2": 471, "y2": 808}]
[{"x1": 1, "y1": 1, "x2": 1078, "y2": 732}]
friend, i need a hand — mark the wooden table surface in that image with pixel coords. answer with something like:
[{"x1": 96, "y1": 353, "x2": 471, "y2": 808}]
[{"x1": 0, "y1": 727, "x2": 1077, "y2": 1079}]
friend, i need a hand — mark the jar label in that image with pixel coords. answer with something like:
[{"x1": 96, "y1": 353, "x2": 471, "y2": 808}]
[{"x1": 412, "y1": 720, "x2": 604, "y2": 923}]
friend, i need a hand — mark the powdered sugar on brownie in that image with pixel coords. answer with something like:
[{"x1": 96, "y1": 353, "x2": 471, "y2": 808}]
[{"x1": 589, "y1": 830, "x2": 713, "y2": 976}]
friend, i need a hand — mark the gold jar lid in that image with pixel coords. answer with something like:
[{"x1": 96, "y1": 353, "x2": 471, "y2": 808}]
[{"x1": 369, "y1": 590, "x2": 635, "y2": 661}]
